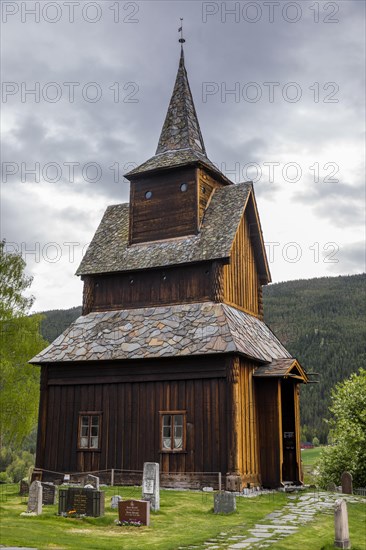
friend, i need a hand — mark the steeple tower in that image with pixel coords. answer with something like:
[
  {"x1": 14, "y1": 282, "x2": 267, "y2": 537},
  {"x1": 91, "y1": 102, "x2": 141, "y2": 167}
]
[{"x1": 126, "y1": 46, "x2": 231, "y2": 245}]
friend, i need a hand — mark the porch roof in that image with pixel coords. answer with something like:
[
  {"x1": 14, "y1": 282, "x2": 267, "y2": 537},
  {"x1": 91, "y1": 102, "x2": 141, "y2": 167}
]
[{"x1": 253, "y1": 358, "x2": 308, "y2": 383}]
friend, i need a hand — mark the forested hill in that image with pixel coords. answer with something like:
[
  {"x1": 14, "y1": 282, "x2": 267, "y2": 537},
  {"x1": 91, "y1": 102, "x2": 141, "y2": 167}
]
[
  {"x1": 263, "y1": 274, "x2": 365, "y2": 442},
  {"x1": 37, "y1": 274, "x2": 365, "y2": 442}
]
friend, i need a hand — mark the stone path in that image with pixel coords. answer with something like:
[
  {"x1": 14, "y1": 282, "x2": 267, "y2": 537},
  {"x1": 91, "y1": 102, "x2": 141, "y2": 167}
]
[{"x1": 181, "y1": 491, "x2": 366, "y2": 550}]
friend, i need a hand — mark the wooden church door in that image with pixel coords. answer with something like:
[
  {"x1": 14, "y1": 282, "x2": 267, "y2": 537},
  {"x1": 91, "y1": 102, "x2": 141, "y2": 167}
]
[{"x1": 281, "y1": 379, "x2": 300, "y2": 483}]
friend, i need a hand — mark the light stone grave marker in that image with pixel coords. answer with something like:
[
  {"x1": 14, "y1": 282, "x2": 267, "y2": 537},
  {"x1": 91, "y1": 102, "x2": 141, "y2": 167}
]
[
  {"x1": 214, "y1": 491, "x2": 236, "y2": 514},
  {"x1": 334, "y1": 498, "x2": 351, "y2": 549},
  {"x1": 341, "y1": 472, "x2": 353, "y2": 495},
  {"x1": 142, "y1": 462, "x2": 160, "y2": 511},
  {"x1": 83, "y1": 474, "x2": 100, "y2": 490},
  {"x1": 27, "y1": 481, "x2": 42, "y2": 514},
  {"x1": 111, "y1": 495, "x2": 122, "y2": 509}
]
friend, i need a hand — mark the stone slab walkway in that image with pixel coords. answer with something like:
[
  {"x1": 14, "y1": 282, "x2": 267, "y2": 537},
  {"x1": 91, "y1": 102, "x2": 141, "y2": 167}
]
[{"x1": 181, "y1": 492, "x2": 366, "y2": 550}]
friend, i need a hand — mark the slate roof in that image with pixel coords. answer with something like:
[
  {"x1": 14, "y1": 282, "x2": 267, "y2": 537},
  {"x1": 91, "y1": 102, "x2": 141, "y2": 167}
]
[
  {"x1": 125, "y1": 49, "x2": 230, "y2": 184},
  {"x1": 253, "y1": 358, "x2": 308, "y2": 382},
  {"x1": 76, "y1": 182, "x2": 252, "y2": 276},
  {"x1": 156, "y1": 48, "x2": 206, "y2": 156},
  {"x1": 30, "y1": 302, "x2": 291, "y2": 365}
]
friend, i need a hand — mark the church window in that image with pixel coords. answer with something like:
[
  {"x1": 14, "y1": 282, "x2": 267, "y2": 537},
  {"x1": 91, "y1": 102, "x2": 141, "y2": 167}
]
[
  {"x1": 160, "y1": 411, "x2": 186, "y2": 452},
  {"x1": 180, "y1": 182, "x2": 188, "y2": 192},
  {"x1": 145, "y1": 191, "x2": 153, "y2": 200},
  {"x1": 78, "y1": 413, "x2": 101, "y2": 450}
]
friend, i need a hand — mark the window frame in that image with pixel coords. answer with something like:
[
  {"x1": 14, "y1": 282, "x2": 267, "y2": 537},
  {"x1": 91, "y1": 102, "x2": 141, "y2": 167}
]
[
  {"x1": 77, "y1": 411, "x2": 102, "y2": 452},
  {"x1": 159, "y1": 410, "x2": 187, "y2": 453}
]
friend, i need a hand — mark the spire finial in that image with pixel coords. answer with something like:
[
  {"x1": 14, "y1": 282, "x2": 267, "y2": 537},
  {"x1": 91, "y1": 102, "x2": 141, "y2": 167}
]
[{"x1": 178, "y1": 18, "x2": 185, "y2": 45}]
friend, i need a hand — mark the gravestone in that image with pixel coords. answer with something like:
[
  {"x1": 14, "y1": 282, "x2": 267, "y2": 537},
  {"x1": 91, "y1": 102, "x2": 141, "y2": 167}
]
[
  {"x1": 19, "y1": 480, "x2": 29, "y2": 496},
  {"x1": 142, "y1": 462, "x2": 160, "y2": 512},
  {"x1": 41, "y1": 482, "x2": 56, "y2": 505},
  {"x1": 334, "y1": 499, "x2": 351, "y2": 549},
  {"x1": 111, "y1": 495, "x2": 122, "y2": 509},
  {"x1": 118, "y1": 499, "x2": 150, "y2": 526},
  {"x1": 83, "y1": 474, "x2": 100, "y2": 490},
  {"x1": 327, "y1": 482, "x2": 337, "y2": 492},
  {"x1": 341, "y1": 472, "x2": 353, "y2": 495},
  {"x1": 27, "y1": 481, "x2": 42, "y2": 515},
  {"x1": 58, "y1": 487, "x2": 105, "y2": 517},
  {"x1": 214, "y1": 491, "x2": 236, "y2": 514}
]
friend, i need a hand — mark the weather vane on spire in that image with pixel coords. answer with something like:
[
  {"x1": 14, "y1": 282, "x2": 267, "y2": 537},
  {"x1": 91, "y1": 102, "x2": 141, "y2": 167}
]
[{"x1": 178, "y1": 18, "x2": 185, "y2": 45}]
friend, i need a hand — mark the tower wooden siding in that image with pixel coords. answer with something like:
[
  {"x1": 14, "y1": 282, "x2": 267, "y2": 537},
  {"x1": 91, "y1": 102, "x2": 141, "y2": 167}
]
[
  {"x1": 197, "y1": 169, "x2": 222, "y2": 223},
  {"x1": 129, "y1": 167, "x2": 199, "y2": 244}
]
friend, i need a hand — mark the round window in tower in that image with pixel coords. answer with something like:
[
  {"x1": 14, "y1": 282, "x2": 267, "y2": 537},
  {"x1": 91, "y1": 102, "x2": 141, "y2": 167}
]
[
  {"x1": 145, "y1": 191, "x2": 153, "y2": 200},
  {"x1": 180, "y1": 183, "x2": 188, "y2": 192}
]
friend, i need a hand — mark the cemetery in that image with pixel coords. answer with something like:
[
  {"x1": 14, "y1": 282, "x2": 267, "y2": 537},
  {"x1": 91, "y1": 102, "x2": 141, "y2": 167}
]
[{"x1": 0, "y1": 458, "x2": 365, "y2": 549}]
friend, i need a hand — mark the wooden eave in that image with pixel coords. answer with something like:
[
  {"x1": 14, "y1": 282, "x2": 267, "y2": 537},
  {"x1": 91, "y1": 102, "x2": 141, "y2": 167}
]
[{"x1": 126, "y1": 158, "x2": 232, "y2": 187}]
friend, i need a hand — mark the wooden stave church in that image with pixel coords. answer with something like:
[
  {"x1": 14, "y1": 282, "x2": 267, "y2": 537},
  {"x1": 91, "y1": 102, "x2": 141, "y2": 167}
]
[{"x1": 31, "y1": 47, "x2": 308, "y2": 490}]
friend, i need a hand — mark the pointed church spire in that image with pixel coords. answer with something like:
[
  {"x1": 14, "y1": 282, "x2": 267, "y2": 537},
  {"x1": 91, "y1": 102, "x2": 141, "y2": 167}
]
[
  {"x1": 125, "y1": 41, "x2": 232, "y2": 185},
  {"x1": 155, "y1": 44, "x2": 207, "y2": 156}
]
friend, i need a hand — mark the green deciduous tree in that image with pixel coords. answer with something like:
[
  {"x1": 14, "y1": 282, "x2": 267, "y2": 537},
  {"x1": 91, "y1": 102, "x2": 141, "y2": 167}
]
[
  {"x1": 0, "y1": 241, "x2": 47, "y2": 449},
  {"x1": 317, "y1": 368, "x2": 366, "y2": 488}
]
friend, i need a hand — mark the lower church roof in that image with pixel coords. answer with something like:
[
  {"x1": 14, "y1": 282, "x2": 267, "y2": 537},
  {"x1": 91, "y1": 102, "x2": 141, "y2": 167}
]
[{"x1": 30, "y1": 302, "x2": 291, "y2": 365}]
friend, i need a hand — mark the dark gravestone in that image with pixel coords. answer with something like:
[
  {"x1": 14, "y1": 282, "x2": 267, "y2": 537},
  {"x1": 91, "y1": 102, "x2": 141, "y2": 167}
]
[
  {"x1": 341, "y1": 472, "x2": 353, "y2": 495},
  {"x1": 19, "y1": 480, "x2": 29, "y2": 496},
  {"x1": 214, "y1": 491, "x2": 236, "y2": 514},
  {"x1": 327, "y1": 482, "x2": 337, "y2": 492},
  {"x1": 118, "y1": 499, "x2": 150, "y2": 526},
  {"x1": 41, "y1": 482, "x2": 56, "y2": 505},
  {"x1": 58, "y1": 487, "x2": 105, "y2": 517}
]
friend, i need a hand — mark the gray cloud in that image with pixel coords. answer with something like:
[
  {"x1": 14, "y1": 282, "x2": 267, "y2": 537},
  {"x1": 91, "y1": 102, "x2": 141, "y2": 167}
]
[{"x1": 2, "y1": 0, "x2": 365, "y2": 309}]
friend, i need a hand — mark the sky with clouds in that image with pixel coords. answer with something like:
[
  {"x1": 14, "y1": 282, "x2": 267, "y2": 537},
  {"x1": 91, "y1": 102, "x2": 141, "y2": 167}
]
[{"x1": 1, "y1": 0, "x2": 365, "y2": 311}]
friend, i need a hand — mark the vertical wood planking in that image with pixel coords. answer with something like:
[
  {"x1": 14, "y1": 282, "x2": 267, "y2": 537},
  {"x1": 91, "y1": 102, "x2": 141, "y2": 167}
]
[{"x1": 224, "y1": 212, "x2": 260, "y2": 316}]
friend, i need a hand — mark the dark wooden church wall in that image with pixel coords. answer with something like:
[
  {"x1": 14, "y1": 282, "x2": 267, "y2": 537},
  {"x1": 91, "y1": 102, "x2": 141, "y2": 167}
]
[
  {"x1": 129, "y1": 166, "x2": 198, "y2": 244},
  {"x1": 83, "y1": 262, "x2": 225, "y2": 314},
  {"x1": 255, "y1": 378, "x2": 282, "y2": 488},
  {"x1": 40, "y1": 358, "x2": 228, "y2": 476}
]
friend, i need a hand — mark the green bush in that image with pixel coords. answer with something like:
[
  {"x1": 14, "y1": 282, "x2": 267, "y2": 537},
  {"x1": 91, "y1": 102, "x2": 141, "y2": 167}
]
[
  {"x1": 317, "y1": 368, "x2": 366, "y2": 488},
  {"x1": 5, "y1": 451, "x2": 34, "y2": 482}
]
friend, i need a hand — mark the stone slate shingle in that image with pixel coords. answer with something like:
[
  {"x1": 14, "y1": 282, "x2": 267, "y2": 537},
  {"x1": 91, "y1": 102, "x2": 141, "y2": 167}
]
[
  {"x1": 125, "y1": 49, "x2": 230, "y2": 184},
  {"x1": 76, "y1": 182, "x2": 252, "y2": 276},
  {"x1": 30, "y1": 302, "x2": 291, "y2": 365}
]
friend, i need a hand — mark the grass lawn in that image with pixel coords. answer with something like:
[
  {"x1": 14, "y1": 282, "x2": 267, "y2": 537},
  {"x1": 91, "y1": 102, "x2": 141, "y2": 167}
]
[
  {"x1": 301, "y1": 447, "x2": 323, "y2": 467},
  {"x1": 0, "y1": 484, "x2": 288, "y2": 550},
  {"x1": 271, "y1": 501, "x2": 366, "y2": 550},
  {"x1": 1, "y1": 484, "x2": 365, "y2": 550}
]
